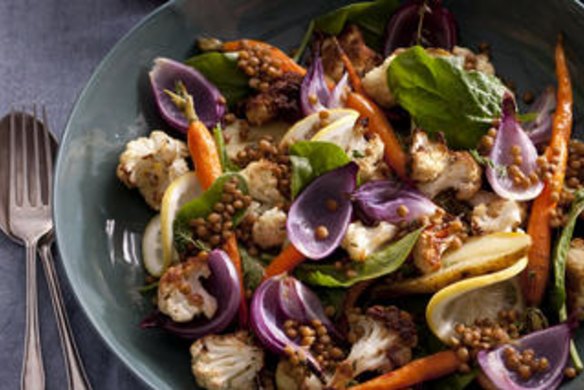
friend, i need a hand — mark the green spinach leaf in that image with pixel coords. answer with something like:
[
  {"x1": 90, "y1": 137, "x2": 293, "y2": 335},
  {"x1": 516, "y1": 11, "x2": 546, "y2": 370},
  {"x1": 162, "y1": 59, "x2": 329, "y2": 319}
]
[
  {"x1": 313, "y1": 0, "x2": 400, "y2": 52},
  {"x1": 552, "y1": 189, "x2": 584, "y2": 315},
  {"x1": 240, "y1": 246, "x2": 271, "y2": 291},
  {"x1": 173, "y1": 173, "x2": 248, "y2": 253},
  {"x1": 185, "y1": 52, "x2": 251, "y2": 108},
  {"x1": 295, "y1": 228, "x2": 423, "y2": 287},
  {"x1": 289, "y1": 141, "x2": 351, "y2": 198},
  {"x1": 387, "y1": 46, "x2": 507, "y2": 149},
  {"x1": 213, "y1": 125, "x2": 239, "y2": 172}
]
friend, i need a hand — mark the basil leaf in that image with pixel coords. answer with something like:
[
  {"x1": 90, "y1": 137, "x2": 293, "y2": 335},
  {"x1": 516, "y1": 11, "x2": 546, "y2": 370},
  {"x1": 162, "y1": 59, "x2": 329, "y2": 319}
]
[
  {"x1": 173, "y1": 173, "x2": 248, "y2": 253},
  {"x1": 313, "y1": 0, "x2": 400, "y2": 52},
  {"x1": 185, "y1": 52, "x2": 251, "y2": 108},
  {"x1": 387, "y1": 46, "x2": 507, "y2": 149},
  {"x1": 289, "y1": 141, "x2": 351, "y2": 198},
  {"x1": 552, "y1": 189, "x2": 584, "y2": 316},
  {"x1": 213, "y1": 125, "x2": 239, "y2": 172},
  {"x1": 295, "y1": 227, "x2": 423, "y2": 287}
]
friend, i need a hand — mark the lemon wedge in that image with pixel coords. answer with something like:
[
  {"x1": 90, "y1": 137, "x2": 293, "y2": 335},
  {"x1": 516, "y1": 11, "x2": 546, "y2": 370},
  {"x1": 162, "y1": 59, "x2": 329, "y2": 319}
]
[
  {"x1": 279, "y1": 109, "x2": 359, "y2": 148},
  {"x1": 158, "y1": 172, "x2": 202, "y2": 275},
  {"x1": 142, "y1": 214, "x2": 165, "y2": 277},
  {"x1": 311, "y1": 113, "x2": 362, "y2": 151},
  {"x1": 384, "y1": 232, "x2": 531, "y2": 295},
  {"x1": 426, "y1": 257, "x2": 527, "y2": 344}
]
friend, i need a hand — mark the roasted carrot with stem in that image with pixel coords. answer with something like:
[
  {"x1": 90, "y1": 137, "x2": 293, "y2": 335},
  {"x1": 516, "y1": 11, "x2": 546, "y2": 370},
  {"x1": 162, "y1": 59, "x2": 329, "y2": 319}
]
[
  {"x1": 263, "y1": 244, "x2": 306, "y2": 279},
  {"x1": 335, "y1": 38, "x2": 366, "y2": 95},
  {"x1": 221, "y1": 39, "x2": 307, "y2": 76},
  {"x1": 520, "y1": 36, "x2": 573, "y2": 306},
  {"x1": 346, "y1": 92, "x2": 408, "y2": 180},
  {"x1": 350, "y1": 350, "x2": 461, "y2": 390},
  {"x1": 166, "y1": 82, "x2": 248, "y2": 325}
]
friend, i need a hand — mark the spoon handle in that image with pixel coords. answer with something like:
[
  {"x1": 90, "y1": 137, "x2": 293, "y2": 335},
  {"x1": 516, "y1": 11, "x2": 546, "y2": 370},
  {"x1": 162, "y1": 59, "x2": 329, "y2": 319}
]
[
  {"x1": 21, "y1": 241, "x2": 45, "y2": 390},
  {"x1": 38, "y1": 242, "x2": 92, "y2": 390}
]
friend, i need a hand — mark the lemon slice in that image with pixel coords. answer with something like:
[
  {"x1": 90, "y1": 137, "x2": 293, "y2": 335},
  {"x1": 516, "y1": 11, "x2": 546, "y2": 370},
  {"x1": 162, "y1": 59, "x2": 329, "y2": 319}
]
[
  {"x1": 426, "y1": 257, "x2": 527, "y2": 344},
  {"x1": 311, "y1": 113, "x2": 362, "y2": 151},
  {"x1": 384, "y1": 232, "x2": 531, "y2": 295},
  {"x1": 279, "y1": 109, "x2": 359, "y2": 148},
  {"x1": 159, "y1": 172, "x2": 202, "y2": 275},
  {"x1": 142, "y1": 214, "x2": 165, "y2": 277}
]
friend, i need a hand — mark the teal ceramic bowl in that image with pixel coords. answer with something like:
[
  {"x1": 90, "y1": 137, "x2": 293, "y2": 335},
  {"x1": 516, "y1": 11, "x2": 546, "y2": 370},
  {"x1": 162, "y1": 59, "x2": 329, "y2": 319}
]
[{"x1": 54, "y1": 0, "x2": 584, "y2": 388}]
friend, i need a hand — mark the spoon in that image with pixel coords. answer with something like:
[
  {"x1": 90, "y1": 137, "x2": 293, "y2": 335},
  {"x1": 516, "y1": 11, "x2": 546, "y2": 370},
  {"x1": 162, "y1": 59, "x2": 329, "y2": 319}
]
[{"x1": 0, "y1": 112, "x2": 92, "y2": 390}]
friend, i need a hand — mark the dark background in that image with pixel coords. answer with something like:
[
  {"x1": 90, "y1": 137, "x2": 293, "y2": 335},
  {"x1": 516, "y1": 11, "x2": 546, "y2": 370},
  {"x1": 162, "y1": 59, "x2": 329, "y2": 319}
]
[{"x1": 0, "y1": 1, "x2": 164, "y2": 389}]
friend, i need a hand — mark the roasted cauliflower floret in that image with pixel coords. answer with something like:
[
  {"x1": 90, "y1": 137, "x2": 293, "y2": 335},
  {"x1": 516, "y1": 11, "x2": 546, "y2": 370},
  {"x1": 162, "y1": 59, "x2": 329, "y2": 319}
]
[
  {"x1": 240, "y1": 159, "x2": 286, "y2": 207},
  {"x1": 352, "y1": 134, "x2": 388, "y2": 182},
  {"x1": 245, "y1": 72, "x2": 303, "y2": 126},
  {"x1": 275, "y1": 359, "x2": 323, "y2": 390},
  {"x1": 452, "y1": 46, "x2": 495, "y2": 75},
  {"x1": 362, "y1": 54, "x2": 398, "y2": 108},
  {"x1": 252, "y1": 207, "x2": 287, "y2": 249},
  {"x1": 116, "y1": 130, "x2": 189, "y2": 210},
  {"x1": 413, "y1": 218, "x2": 466, "y2": 274},
  {"x1": 341, "y1": 221, "x2": 397, "y2": 262},
  {"x1": 566, "y1": 239, "x2": 584, "y2": 318},
  {"x1": 190, "y1": 331, "x2": 264, "y2": 390},
  {"x1": 321, "y1": 24, "x2": 381, "y2": 82},
  {"x1": 157, "y1": 258, "x2": 217, "y2": 323},
  {"x1": 411, "y1": 131, "x2": 482, "y2": 200},
  {"x1": 331, "y1": 306, "x2": 417, "y2": 388},
  {"x1": 469, "y1": 191, "x2": 527, "y2": 235}
]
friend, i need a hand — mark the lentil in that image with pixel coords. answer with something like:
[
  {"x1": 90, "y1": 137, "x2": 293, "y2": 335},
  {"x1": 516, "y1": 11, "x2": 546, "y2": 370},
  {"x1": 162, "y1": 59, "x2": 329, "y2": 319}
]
[{"x1": 315, "y1": 225, "x2": 329, "y2": 240}]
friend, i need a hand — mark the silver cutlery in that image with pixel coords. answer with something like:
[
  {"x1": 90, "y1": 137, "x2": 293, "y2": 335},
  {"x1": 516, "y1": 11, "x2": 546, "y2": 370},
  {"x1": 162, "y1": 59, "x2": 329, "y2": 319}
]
[{"x1": 4, "y1": 109, "x2": 91, "y2": 390}]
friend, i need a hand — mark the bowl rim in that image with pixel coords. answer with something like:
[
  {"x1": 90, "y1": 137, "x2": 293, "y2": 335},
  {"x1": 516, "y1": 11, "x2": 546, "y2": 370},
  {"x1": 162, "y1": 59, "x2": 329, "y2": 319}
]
[{"x1": 53, "y1": 1, "x2": 175, "y2": 389}]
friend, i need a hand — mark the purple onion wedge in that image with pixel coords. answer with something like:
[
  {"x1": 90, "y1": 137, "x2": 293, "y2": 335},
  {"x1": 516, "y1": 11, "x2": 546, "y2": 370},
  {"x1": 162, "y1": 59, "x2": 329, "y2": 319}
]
[
  {"x1": 300, "y1": 56, "x2": 330, "y2": 115},
  {"x1": 383, "y1": 0, "x2": 457, "y2": 56},
  {"x1": 486, "y1": 94, "x2": 544, "y2": 201},
  {"x1": 149, "y1": 57, "x2": 226, "y2": 132},
  {"x1": 287, "y1": 162, "x2": 358, "y2": 259},
  {"x1": 525, "y1": 87, "x2": 556, "y2": 145},
  {"x1": 328, "y1": 72, "x2": 349, "y2": 109},
  {"x1": 478, "y1": 323, "x2": 572, "y2": 390},
  {"x1": 250, "y1": 276, "x2": 322, "y2": 374},
  {"x1": 140, "y1": 249, "x2": 241, "y2": 339},
  {"x1": 352, "y1": 180, "x2": 438, "y2": 224}
]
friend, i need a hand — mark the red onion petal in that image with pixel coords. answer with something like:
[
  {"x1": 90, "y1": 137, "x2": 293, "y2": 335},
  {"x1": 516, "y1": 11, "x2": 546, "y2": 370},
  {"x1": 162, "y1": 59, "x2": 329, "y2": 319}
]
[
  {"x1": 327, "y1": 72, "x2": 349, "y2": 109},
  {"x1": 486, "y1": 94, "x2": 544, "y2": 201},
  {"x1": 251, "y1": 276, "x2": 322, "y2": 373},
  {"x1": 140, "y1": 249, "x2": 241, "y2": 339},
  {"x1": 525, "y1": 87, "x2": 556, "y2": 145},
  {"x1": 287, "y1": 162, "x2": 358, "y2": 259},
  {"x1": 149, "y1": 57, "x2": 226, "y2": 132},
  {"x1": 477, "y1": 323, "x2": 571, "y2": 390},
  {"x1": 352, "y1": 180, "x2": 438, "y2": 224},
  {"x1": 300, "y1": 57, "x2": 330, "y2": 116},
  {"x1": 383, "y1": 0, "x2": 457, "y2": 56}
]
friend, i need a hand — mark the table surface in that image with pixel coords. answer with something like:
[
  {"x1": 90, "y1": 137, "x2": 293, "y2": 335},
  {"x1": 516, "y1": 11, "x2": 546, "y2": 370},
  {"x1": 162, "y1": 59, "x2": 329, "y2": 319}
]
[{"x1": 0, "y1": 1, "x2": 164, "y2": 389}]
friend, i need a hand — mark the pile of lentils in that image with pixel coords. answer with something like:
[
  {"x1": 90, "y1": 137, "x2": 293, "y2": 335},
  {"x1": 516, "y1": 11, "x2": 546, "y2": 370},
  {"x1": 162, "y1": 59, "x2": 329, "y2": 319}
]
[
  {"x1": 449, "y1": 309, "x2": 524, "y2": 373},
  {"x1": 183, "y1": 177, "x2": 252, "y2": 258},
  {"x1": 501, "y1": 346, "x2": 550, "y2": 380},
  {"x1": 282, "y1": 319, "x2": 345, "y2": 372},
  {"x1": 234, "y1": 40, "x2": 284, "y2": 93}
]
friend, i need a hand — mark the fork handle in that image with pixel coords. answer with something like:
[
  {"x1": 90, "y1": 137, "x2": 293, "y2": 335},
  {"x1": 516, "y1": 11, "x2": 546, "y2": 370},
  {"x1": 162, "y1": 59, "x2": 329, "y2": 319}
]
[
  {"x1": 21, "y1": 241, "x2": 45, "y2": 390},
  {"x1": 39, "y1": 243, "x2": 92, "y2": 390}
]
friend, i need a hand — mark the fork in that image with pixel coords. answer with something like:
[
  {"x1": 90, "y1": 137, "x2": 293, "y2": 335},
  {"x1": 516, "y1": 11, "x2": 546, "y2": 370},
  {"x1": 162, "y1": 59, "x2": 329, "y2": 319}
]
[{"x1": 9, "y1": 108, "x2": 54, "y2": 390}]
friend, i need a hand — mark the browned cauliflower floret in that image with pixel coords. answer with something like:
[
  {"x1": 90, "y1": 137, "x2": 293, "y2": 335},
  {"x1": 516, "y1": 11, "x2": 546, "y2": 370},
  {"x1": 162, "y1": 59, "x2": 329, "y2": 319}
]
[
  {"x1": 157, "y1": 258, "x2": 217, "y2": 323},
  {"x1": 252, "y1": 207, "x2": 287, "y2": 249},
  {"x1": 245, "y1": 72, "x2": 303, "y2": 126},
  {"x1": 240, "y1": 159, "x2": 286, "y2": 208},
  {"x1": 361, "y1": 53, "x2": 400, "y2": 109},
  {"x1": 411, "y1": 131, "x2": 482, "y2": 200},
  {"x1": 469, "y1": 191, "x2": 527, "y2": 235},
  {"x1": 452, "y1": 46, "x2": 495, "y2": 75},
  {"x1": 190, "y1": 331, "x2": 264, "y2": 390},
  {"x1": 413, "y1": 219, "x2": 466, "y2": 274},
  {"x1": 353, "y1": 134, "x2": 388, "y2": 182},
  {"x1": 330, "y1": 306, "x2": 417, "y2": 389},
  {"x1": 275, "y1": 359, "x2": 323, "y2": 390},
  {"x1": 566, "y1": 239, "x2": 584, "y2": 318},
  {"x1": 116, "y1": 130, "x2": 189, "y2": 210},
  {"x1": 341, "y1": 221, "x2": 397, "y2": 262},
  {"x1": 321, "y1": 24, "x2": 381, "y2": 82}
]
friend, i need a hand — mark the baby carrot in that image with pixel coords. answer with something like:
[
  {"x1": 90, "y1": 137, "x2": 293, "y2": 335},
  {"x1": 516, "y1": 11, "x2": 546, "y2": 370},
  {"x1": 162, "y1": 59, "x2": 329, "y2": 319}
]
[
  {"x1": 166, "y1": 82, "x2": 248, "y2": 325},
  {"x1": 346, "y1": 92, "x2": 408, "y2": 180},
  {"x1": 263, "y1": 244, "x2": 305, "y2": 279},
  {"x1": 221, "y1": 39, "x2": 306, "y2": 76},
  {"x1": 521, "y1": 36, "x2": 573, "y2": 306},
  {"x1": 350, "y1": 350, "x2": 460, "y2": 390}
]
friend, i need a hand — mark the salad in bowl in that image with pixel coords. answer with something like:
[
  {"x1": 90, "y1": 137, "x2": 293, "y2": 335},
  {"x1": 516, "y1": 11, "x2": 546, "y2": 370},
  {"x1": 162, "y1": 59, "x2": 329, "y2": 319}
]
[{"x1": 113, "y1": 0, "x2": 584, "y2": 388}]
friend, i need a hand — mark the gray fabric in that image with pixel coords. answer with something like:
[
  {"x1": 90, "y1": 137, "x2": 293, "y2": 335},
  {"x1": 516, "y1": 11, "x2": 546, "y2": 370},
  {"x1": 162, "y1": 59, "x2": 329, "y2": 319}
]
[{"x1": 0, "y1": 1, "x2": 165, "y2": 389}]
